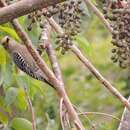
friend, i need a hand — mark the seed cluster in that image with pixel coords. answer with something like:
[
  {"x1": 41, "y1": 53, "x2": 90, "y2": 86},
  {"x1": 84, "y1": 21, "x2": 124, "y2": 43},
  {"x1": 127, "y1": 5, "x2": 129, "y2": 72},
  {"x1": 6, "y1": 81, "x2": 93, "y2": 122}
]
[
  {"x1": 58, "y1": 0, "x2": 84, "y2": 37},
  {"x1": 27, "y1": 0, "x2": 85, "y2": 54},
  {"x1": 103, "y1": 0, "x2": 130, "y2": 69},
  {"x1": 55, "y1": 35, "x2": 73, "y2": 54},
  {"x1": 27, "y1": 11, "x2": 44, "y2": 31},
  {"x1": 55, "y1": 0, "x2": 85, "y2": 54},
  {"x1": 27, "y1": 5, "x2": 60, "y2": 31}
]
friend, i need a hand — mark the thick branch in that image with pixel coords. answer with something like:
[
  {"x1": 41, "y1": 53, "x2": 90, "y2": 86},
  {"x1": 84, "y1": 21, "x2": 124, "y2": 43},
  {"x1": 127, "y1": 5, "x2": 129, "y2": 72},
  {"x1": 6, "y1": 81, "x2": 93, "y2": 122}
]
[{"x1": 0, "y1": 0, "x2": 66, "y2": 24}]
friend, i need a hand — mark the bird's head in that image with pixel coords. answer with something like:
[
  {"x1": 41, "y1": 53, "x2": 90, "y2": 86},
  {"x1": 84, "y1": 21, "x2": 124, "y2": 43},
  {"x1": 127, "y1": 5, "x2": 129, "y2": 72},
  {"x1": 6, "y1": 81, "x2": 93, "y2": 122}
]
[{"x1": 0, "y1": 36, "x2": 10, "y2": 50}]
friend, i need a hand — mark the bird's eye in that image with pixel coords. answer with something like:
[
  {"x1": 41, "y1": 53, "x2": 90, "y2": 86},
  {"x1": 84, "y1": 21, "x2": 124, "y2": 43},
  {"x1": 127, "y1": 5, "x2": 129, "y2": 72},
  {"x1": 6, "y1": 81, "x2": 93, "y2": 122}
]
[{"x1": 6, "y1": 37, "x2": 10, "y2": 43}]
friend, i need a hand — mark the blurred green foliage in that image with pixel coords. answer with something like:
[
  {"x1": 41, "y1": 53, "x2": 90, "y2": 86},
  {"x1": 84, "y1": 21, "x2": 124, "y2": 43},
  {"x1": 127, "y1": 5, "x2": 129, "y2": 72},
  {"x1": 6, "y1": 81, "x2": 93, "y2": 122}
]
[{"x1": 0, "y1": 1, "x2": 130, "y2": 130}]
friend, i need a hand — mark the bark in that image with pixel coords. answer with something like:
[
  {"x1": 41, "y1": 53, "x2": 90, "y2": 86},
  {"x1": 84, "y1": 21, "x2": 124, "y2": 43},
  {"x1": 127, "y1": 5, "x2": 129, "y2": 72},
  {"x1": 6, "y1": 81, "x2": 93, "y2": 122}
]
[
  {"x1": 118, "y1": 97, "x2": 130, "y2": 130},
  {"x1": 0, "y1": 0, "x2": 66, "y2": 24}
]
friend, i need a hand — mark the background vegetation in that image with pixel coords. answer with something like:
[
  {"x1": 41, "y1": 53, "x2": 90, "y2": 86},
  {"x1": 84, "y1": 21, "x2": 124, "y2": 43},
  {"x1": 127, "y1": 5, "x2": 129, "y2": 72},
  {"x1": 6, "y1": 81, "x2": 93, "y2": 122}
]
[{"x1": 0, "y1": 1, "x2": 129, "y2": 130}]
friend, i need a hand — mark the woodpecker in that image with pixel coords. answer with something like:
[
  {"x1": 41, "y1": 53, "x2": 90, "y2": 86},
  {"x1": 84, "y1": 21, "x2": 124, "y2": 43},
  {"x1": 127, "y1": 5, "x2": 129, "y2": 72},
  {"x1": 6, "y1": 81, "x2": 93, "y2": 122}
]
[{"x1": 0, "y1": 36, "x2": 53, "y2": 87}]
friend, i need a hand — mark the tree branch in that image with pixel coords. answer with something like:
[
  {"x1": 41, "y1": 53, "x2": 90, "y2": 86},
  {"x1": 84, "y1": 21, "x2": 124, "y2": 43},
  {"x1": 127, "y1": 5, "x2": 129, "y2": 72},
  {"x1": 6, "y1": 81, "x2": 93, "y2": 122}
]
[
  {"x1": 0, "y1": 0, "x2": 66, "y2": 24},
  {"x1": 39, "y1": 20, "x2": 63, "y2": 83}
]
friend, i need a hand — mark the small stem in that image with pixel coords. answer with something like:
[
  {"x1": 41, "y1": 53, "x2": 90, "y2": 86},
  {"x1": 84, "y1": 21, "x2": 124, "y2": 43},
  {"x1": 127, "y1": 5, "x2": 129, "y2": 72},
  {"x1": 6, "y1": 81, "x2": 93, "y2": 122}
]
[
  {"x1": 78, "y1": 112, "x2": 121, "y2": 122},
  {"x1": 24, "y1": 86, "x2": 36, "y2": 130},
  {"x1": 60, "y1": 98, "x2": 65, "y2": 130},
  {"x1": 83, "y1": 0, "x2": 113, "y2": 33}
]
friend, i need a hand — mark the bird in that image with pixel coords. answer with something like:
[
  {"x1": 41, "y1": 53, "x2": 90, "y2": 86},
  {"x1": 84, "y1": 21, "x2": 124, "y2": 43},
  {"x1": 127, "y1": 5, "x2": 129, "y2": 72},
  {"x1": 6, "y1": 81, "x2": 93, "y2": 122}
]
[{"x1": 0, "y1": 36, "x2": 53, "y2": 87}]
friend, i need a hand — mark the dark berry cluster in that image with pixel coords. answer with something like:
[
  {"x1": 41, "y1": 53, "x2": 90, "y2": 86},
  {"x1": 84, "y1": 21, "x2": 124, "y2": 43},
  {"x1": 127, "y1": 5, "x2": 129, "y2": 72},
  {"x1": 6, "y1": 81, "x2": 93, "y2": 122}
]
[
  {"x1": 27, "y1": 5, "x2": 60, "y2": 31},
  {"x1": 27, "y1": 10, "x2": 44, "y2": 31},
  {"x1": 103, "y1": 0, "x2": 130, "y2": 69},
  {"x1": 57, "y1": 0, "x2": 84, "y2": 37},
  {"x1": 27, "y1": 0, "x2": 85, "y2": 54},
  {"x1": 55, "y1": 34, "x2": 73, "y2": 54},
  {"x1": 55, "y1": 0, "x2": 85, "y2": 54}
]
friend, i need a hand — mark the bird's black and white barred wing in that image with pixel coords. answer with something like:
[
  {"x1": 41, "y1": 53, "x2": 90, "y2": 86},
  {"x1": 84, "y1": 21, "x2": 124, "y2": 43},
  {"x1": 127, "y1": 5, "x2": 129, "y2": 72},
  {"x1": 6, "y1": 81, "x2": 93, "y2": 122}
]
[
  {"x1": 12, "y1": 52, "x2": 45, "y2": 81},
  {"x1": 0, "y1": 36, "x2": 53, "y2": 87},
  {"x1": 12, "y1": 52, "x2": 53, "y2": 87}
]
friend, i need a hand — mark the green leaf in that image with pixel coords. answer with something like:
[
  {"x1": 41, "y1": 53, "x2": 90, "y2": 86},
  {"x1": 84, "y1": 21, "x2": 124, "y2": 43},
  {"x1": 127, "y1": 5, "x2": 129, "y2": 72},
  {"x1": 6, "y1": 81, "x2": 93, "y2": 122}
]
[
  {"x1": 15, "y1": 88, "x2": 27, "y2": 110},
  {"x1": 16, "y1": 75, "x2": 44, "y2": 99},
  {"x1": 2, "y1": 63, "x2": 14, "y2": 86},
  {"x1": 0, "y1": 111, "x2": 8, "y2": 124},
  {"x1": 0, "y1": 46, "x2": 6, "y2": 65},
  {"x1": 74, "y1": 35, "x2": 92, "y2": 55},
  {"x1": 5, "y1": 87, "x2": 18, "y2": 106},
  {"x1": 92, "y1": 0, "x2": 97, "y2": 4},
  {"x1": 11, "y1": 118, "x2": 33, "y2": 130},
  {"x1": 0, "y1": 26, "x2": 20, "y2": 41}
]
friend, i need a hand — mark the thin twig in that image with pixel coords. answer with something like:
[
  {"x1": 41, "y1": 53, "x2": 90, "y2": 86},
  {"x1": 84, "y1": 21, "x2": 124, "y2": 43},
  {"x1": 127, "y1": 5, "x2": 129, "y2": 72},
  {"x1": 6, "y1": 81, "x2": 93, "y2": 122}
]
[
  {"x1": 83, "y1": 0, "x2": 113, "y2": 33},
  {"x1": 45, "y1": 17, "x2": 130, "y2": 111},
  {"x1": 60, "y1": 98, "x2": 65, "y2": 130},
  {"x1": 78, "y1": 112, "x2": 121, "y2": 122},
  {"x1": 24, "y1": 86, "x2": 37, "y2": 130},
  {"x1": 73, "y1": 104, "x2": 96, "y2": 130}
]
